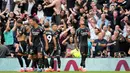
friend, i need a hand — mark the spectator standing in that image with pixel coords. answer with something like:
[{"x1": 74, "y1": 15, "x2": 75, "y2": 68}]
[
  {"x1": 75, "y1": 17, "x2": 90, "y2": 72},
  {"x1": 0, "y1": 45, "x2": 10, "y2": 58},
  {"x1": 43, "y1": 0, "x2": 54, "y2": 26},
  {"x1": 4, "y1": 19, "x2": 18, "y2": 57},
  {"x1": 97, "y1": 13, "x2": 110, "y2": 29},
  {"x1": 36, "y1": 4, "x2": 44, "y2": 20},
  {"x1": 93, "y1": 32, "x2": 108, "y2": 57},
  {"x1": 44, "y1": 0, "x2": 61, "y2": 25},
  {"x1": 0, "y1": 0, "x2": 2, "y2": 12}
]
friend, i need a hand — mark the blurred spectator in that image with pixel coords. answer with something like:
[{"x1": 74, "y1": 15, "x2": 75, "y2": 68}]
[
  {"x1": 62, "y1": 36, "x2": 75, "y2": 50},
  {"x1": 8, "y1": 12, "x2": 16, "y2": 29},
  {"x1": 18, "y1": 0, "x2": 35, "y2": 16},
  {"x1": 43, "y1": 0, "x2": 54, "y2": 26},
  {"x1": 97, "y1": 13, "x2": 110, "y2": 29},
  {"x1": 97, "y1": 0, "x2": 109, "y2": 9},
  {"x1": 108, "y1": 33, "x2": 119, "y2": 57},
  {"x1": 59, "y1": 26, "x2": 73, "y2": 57},
  {"x1": 0, "y1": 45, "x2": 10, "y2": 58},
  {"x1": 0, "y1": 0, "x2": 130, "y2": 58},
  {"x1": 44, "y1": 0, "x2": 61, "y2": 25},
  {"x1": 6, "y1": 0, "x2": 15, "y2": 12},
  {"x1": 62, "y1": 36, "x2": 75, "y2": 57},
  {"x1": 93, "y1": 32, "x2": 108, "y2": 57},
  {"x1": 106, "y1": 10, "x2": 125, "y2": 30},
  {"x1": 67, "y1": 0, "x2": 75, "y2": 11},
  {"x1": 0, "y1": 0, "x2": 2, "y2": 12},
  {"x1": 36, "y1": 4, "x2": 44, "y2": 20},
  {"x1": 120, "y1": 16, "x2": 129, "y2": 30},
  {"x1": 102, "y1": 25, "x2": 111, "y2": 40},
  {"x1": 3, "y1": 19, "x2": 18, "y2": 57},
  {"x1": 87, "y1": 41, "x2": 93, "y2": 58},
  {"x1": 88, "y1": 17, "x2": 98, "y2": 40}
]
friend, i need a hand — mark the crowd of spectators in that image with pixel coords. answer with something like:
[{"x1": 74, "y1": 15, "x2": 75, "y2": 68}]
[{"x1": 0, "y1": 0, "x2": 130, "y2": 58}]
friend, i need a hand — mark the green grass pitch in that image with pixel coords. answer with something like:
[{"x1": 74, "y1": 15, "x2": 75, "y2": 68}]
[{"x1": 0, "y1": 71, "x2": 130, "y2": 73}]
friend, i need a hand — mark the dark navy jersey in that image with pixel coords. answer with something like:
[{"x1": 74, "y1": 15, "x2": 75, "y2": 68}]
[
  {"x1": 45, "y1": 29, "x2": 54, "y2": 46},
  {"x1": 53, "y1": 30, "x2": 62, "y2": 49},
  {"x1": 76, "y1": 27, "x2": 90, "y2": 46},
  {"x1": 54, "y1": 30, "x2": 62, "y2": 42},
  {"x1": 30, "y1": 26, "x2": 45, "y2": 45}
]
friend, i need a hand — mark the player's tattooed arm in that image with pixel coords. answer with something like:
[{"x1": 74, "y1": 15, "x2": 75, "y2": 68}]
[
  {"x1": 53, "y1": 36, "x2": 57, "y2": 50},
  {"x1": 29, "y1": 32, "x2": 33, "y2": 46},
  {"x1": 43, "y1": 34, "x2": 49, "y2": 51}
]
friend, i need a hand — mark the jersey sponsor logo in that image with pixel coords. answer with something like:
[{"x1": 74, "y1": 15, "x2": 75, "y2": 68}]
[
  {"x1": 32, "y1": 31, "x2": 40, "y2": 35},
  {"x1": 81, "y1": 32, "x2": 88, "y2": 36}
]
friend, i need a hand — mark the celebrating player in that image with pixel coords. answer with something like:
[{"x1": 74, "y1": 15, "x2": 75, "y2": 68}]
[
  {"x1": 75, "y1": 16, "x2": 90, "y2": 72},
  {"x1": 28, "y1": 16, "x2": 48, "y2": 71},
  {"x1": 44, "y1": 21, "x2": 57, "y2": 72},
  {"x1": 16, "y1": 19, "x2": 31, "y2": 72},
  {"x1": 52, "y1": 24, "x2": 62, "y2": 72}
]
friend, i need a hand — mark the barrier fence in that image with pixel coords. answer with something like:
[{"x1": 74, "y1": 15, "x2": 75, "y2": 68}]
[{"x1": 0, "y1": 58, "x2": 130, "y2": 71}]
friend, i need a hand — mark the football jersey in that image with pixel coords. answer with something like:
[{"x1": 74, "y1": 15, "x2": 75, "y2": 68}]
[
  {"x1": 45, "y1": 29, "x2": 54, "y2": 46},
  {"x1": 76, "y1": 27, "x2": 90, "y2": 46},
  {"x1": 30, "y1": 26, "x2": 44, "y2": 46},
  {"x1": 53, "y1": 30, "x2": 62, "y2": 49}
]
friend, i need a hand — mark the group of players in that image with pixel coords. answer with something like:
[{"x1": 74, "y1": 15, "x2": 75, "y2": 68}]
[
  {"x1": 5, "y1": 15, "x2": 90, "y2": 72},
  {"x1": 14, "y1": 16, "x2": 62, "y2": 72}
]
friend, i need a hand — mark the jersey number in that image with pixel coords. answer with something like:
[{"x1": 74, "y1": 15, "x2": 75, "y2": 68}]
[{"x1": 47, "y1": 35, "x2": 52, "y2": 43}]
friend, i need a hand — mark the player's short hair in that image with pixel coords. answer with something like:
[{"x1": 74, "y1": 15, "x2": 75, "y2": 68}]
[
  {"x1": 52, "y1": 22, "x2": 57, "y2": 26},
  {"x1": 17, "y1": 19, "x2": 23, "y2": 24},
  {"x1": 29, "y1": 16, "x2": 39, "y2": 23}
]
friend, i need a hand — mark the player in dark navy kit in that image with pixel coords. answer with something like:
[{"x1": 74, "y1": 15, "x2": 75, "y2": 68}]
[
  {"x1": 75, "y1": 17, "x2": 90, "y2": 72},
  {"x1": 16, "y1": 19, "x2": 31, "y2": 72},
  {"x1": 44, "y1": 22, "x2": 57, "y2": 72},
  {"x1": 52, "y1": 24, "x2": 62, "y2": 72},
  {"x1": 28, "y1": 17, "x2": 48, "y2": 72}
]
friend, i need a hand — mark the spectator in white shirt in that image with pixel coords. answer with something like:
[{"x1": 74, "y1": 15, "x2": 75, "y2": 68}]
[
  {"x1": 27, "y1": 0, "x2": 34, "y2": 16},
  {"x1": 36, "y1": 4, "x2": 44, "y2": 20},
  {"x1": 102, "y1": 25, "x2": 111, "y2": 40}
]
